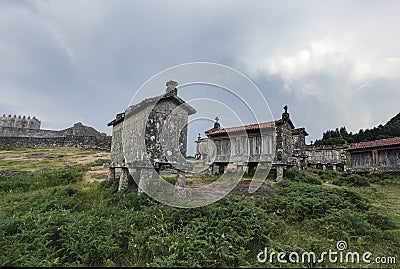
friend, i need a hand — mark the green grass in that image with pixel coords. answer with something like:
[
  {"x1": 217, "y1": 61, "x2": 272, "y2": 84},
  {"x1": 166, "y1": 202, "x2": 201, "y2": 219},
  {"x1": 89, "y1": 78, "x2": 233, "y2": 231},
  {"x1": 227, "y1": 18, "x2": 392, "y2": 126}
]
[
  {"x1": 0, "y1": 147, "x2": 109, "y2": 171},
  {"x1": 0, "y1": 148, "x2": 399, "y2": 267}
]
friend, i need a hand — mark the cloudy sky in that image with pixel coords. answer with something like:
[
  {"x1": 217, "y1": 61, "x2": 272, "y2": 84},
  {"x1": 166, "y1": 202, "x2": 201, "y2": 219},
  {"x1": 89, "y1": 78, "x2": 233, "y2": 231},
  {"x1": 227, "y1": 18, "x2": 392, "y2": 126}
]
[{"x1": 1, "y1": 0, "x2": 399, "y2": 154}]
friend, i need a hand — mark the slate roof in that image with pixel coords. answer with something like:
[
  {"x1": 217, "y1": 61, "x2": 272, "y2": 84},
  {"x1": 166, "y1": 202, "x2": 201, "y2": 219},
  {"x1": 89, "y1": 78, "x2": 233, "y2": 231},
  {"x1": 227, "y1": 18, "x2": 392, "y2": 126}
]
[
  {"x1": 347, "y1": 136, "x2": 400, "y2": 151},
  {"x1": 107, "y1": 91, "x2": 196, "y2": 127},
  {"x1": 207, "y1": 120, "x2": 277, "y2": 136}
]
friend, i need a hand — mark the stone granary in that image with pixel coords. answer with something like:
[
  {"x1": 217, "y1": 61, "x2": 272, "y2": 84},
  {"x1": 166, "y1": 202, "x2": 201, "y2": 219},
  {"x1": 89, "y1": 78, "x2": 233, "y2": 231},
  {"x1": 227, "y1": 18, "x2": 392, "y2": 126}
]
[
  {"x1": 196, "y1": 106, "x2": 308, "y2": 180},
  {"x1": 306, "y1": 144, "x2": 349, "y2": 171},
  {"x1": 107, "y1": 80, "x2": 196, "y2": 191},
  {"x1": 347, "y1": 136, "x2": 400, "y2": 172}
]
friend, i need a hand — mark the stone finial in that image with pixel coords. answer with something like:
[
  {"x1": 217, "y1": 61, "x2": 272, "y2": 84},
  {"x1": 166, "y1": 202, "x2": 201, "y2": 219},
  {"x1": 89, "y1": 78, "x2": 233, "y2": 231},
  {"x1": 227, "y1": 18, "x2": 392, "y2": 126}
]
[
  {"x1": 214, "y1": 116, "x2": 220, "y2": 130},
  {"x1": 2, "y1": 114, "x2": 5, "y2": 117},
  {"x1": 166, "y1": 80, "x2": 178, "y2": 94},
  {"x1": 282, "y1": 105, "x2": 290, "y2": 121},
  {"x1": 197, "y1": 133, "x2": 201, "y2": 141}
]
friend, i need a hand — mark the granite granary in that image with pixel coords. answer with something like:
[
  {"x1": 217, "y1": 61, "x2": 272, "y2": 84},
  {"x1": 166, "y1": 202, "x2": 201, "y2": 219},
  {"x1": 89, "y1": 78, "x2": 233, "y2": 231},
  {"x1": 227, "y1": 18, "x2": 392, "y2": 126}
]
[
  {"x1": 195, "y1": 106, "x2": 308, "y2": 180},
  {"x1": 107, "y1": 80, "x2": 196, "y2": 191}
]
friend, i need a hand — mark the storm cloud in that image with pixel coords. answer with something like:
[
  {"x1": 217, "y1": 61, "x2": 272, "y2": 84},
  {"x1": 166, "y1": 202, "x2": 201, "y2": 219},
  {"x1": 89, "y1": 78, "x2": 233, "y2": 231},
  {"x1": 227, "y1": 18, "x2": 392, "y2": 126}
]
[{"x1": 1, "y1": 0, "x2": 399, "y2": 153}]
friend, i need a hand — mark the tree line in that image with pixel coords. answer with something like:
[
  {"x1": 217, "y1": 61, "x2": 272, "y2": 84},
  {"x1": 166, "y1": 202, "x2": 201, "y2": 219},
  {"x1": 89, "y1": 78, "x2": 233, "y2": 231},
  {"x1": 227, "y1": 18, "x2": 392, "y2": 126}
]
[{"x1": 314, "y1": 112, "x2": 400, "y2": 146}]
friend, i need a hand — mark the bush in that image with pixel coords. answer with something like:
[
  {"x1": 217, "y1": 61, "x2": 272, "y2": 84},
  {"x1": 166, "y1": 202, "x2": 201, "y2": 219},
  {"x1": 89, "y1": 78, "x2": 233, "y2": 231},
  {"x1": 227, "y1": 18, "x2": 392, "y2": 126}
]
[
  {"x1": 0, "y1": 167, "x2": 87, "y2": 193},
  {"x1": 305, "y1": 209, "x2": 396, "y2": 241},
  {"x1": 284, "y1": 168, "x2": 322, "y2": 185},
  {"x1": 0, "y1": 168, "x2": 398, "y2": 267},
  {"x1": 261, "y1": 181, "x2": 370, "y2": 222},
  {"x1": 366, "y1": 172, "x2": 400, "y2": 185},
  {"x1": 318, "y1": 169, "x2": 342, "y2": 183},
  {"x1": 332, "y1": 174, "x2": 370, "y2": 187}
]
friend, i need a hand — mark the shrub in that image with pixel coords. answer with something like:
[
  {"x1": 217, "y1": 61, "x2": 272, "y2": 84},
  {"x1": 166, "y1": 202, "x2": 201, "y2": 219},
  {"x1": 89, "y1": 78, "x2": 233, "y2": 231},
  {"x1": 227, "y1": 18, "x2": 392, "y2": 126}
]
[
  {"x1": 332, "y1": 174, "x2": 370, "y2": 187},
  {"x1": 261, "y1": 181, "x2": 370, "y2": 222},
  {"x1": 284, "y1": 168, "x2": 322, "y2": 185},
  {"x1": 318, "y1": 169, "x2": 342, "y2": 183},
  {"x1": 367, "y1": 172, "x2": 400, "y2": 185},
  {"x1": 0, "y1": 167, "x2": 87, "y2": 193}
]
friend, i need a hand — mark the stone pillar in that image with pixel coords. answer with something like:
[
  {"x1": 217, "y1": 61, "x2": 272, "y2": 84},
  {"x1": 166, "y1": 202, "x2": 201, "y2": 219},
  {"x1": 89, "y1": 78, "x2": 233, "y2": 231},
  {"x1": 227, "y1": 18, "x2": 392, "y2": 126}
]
[
  {"x1": 276, "y1": 166, "x2": 284, "y2": 182},
  {"x1": 332, "y1": 164, "x2": 337, "y2": 171},
  {"x1": 322, "y1": 164, "x2": 326, "y2": 170},
  {"x1": 118, "y1": 168, "x2": 129, "y2": 191},
  {"x1": 174, "y1": 172, "x2": 186, "y2": 198},
  {"x1": 236, "y1": 165, "x2": 244, "y2": 173},
  {"x1": 107, "y1": 167, "x2": 115, "y2": 181},
  {"x1": 248, "y1": 163, "x2": 256, "y2": 175},
  {"x1": 212, "y1": 163, "x2": 219, "y2": 175},
  {"x1": 219, "y1": 164, "x2": 225, "y2": 174},
  {"x1": 138, "y1": 168, "x2": 160, "y2": 194}
]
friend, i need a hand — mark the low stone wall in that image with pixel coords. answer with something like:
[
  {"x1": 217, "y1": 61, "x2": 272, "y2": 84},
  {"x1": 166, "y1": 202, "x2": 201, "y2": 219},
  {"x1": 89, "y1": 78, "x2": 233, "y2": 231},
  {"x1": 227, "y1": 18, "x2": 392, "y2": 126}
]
[
  {"x1": 0, "y1": 135, "x2": 111, "y2": 150},
  {"x1": 0, "y1": 127, "x2": 63, "y2": 138}
]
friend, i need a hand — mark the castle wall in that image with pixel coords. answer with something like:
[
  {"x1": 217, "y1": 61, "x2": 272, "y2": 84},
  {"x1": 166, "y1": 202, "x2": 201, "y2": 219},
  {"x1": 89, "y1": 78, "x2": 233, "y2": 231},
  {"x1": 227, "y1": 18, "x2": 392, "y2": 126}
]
[
  {"x1": 0, "y1": 121, "x2": 111, "y2": 150},
  {"x1": 0, "y1": 126, "x2": 64, "y2": 138},
  {"x1": 0, "y1": 115, "x2": 41, "y2": 129},
  {"x1": 0, "y1": 135, "x2": 111, "y2": 150}
]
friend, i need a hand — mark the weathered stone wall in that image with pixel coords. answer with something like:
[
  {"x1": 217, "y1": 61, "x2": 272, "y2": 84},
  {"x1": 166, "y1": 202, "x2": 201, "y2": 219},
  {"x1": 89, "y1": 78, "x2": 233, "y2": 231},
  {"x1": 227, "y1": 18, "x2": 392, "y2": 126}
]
[
  {"x1": 0, "y1": 126, "x2": 64, "y2": 138},
  {"x1": 306, "y1": 146, "x2": 348, "y2": 164},
  {"x1": 292, "y1": 132, "x2": 306, "y2": 157},
  {"x1": 123, "y1": 105, "x2": 152, "y2": 166},
  {"x1": 110, "y1": 122, "x2": 124, "y2": 166},
  {"x1": 207, "y1": 131, "x2": 276, "y2": 164},
  {"x1": 306, "y1": 145, "x2": 348, "y2": 171},
  {"x1": 121, "y1": 99, "x2": 190, "y2": 168},
  {"x1": 0, "y1": 135, "x2": 111, "y2": 150},
  {"x1": 0, "y1": 122, "x2": 107, "y2": 138},
  {"x1": 350, "y1": 147, "x2": 400, "y2": 172},
  {"x1": 276, "y1": 121, "x2": 293, "y2": 161},
  {"x1": 0, "y1": 122, "x2": 110, "y2": 150},
  {"x1": 378, "y1": 148, "x2": 400, "y2": 169}
]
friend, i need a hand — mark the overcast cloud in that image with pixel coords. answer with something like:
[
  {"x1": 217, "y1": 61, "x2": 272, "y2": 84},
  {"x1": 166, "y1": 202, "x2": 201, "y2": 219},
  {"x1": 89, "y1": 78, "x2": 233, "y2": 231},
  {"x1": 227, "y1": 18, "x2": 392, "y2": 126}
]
[{"x1": 1, "y1": 0, "x2": 399, "y2": 154}]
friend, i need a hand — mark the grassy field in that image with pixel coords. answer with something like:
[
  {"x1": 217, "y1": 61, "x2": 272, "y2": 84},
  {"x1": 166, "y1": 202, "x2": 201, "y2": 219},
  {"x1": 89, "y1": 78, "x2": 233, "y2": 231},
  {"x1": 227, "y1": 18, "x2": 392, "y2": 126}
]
[
  {"x1": 0, "y1": 147, "x2": 399, "y2": 267},
  {"x1": 0, "y1": 146, "x2": 110, "y2": 171}
]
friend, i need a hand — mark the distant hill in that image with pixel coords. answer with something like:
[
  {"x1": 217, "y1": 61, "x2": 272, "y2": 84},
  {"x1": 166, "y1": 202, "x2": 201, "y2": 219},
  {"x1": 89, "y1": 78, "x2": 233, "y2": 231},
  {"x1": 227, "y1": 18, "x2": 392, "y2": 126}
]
[{"x1": 314, "y1": 112, "x2": 400, "y2": 146}]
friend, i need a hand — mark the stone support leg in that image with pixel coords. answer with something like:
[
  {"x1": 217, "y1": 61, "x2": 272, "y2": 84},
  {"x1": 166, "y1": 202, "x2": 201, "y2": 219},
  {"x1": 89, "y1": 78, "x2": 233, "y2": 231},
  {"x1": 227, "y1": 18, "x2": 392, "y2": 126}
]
[
  {"x1": 138, "y1": 168, "x2": 160, "y2": 194},
  {"x1": 118, "y1": 168, "x2": 129, "y2": 191},
  {"x1": 107, "y1": 167, "x2": 115, "y2": 181},
  {"x1": 174, "y1": 172, "x2": 186, "y2": 198},
  {"x1": 276, "y1": 166, "x2": 284, "y2": 182}
]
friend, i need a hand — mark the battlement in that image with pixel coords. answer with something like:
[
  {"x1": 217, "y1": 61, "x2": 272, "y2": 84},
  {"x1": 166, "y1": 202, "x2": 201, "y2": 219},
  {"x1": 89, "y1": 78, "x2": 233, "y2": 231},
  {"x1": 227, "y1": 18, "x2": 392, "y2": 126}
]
[{"x1": 0, "y1": 114, "x2": 41, "y2": 129}]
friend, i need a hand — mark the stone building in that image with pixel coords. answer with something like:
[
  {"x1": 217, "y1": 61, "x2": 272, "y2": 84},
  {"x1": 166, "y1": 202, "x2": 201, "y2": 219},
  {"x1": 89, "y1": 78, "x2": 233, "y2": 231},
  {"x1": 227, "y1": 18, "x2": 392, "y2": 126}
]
[
  {"x1": 0, "y1": 116, "x2": 110, "y2": 149},
  {"x1": 306, "y1": 144, "x2": 349, "y2": 171},
  {"x1": 107, "y1": 80, "x2": 196, "y2": 191},
  {"x1": 347, "y1": 137, "x2": 400, "y2": 172},
  {"x1": 0, "y1": 114, "x2": 41, "y2": 129},
  {"x1": 196, "y1": 106, "x2": 308, "y2": 180}
]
